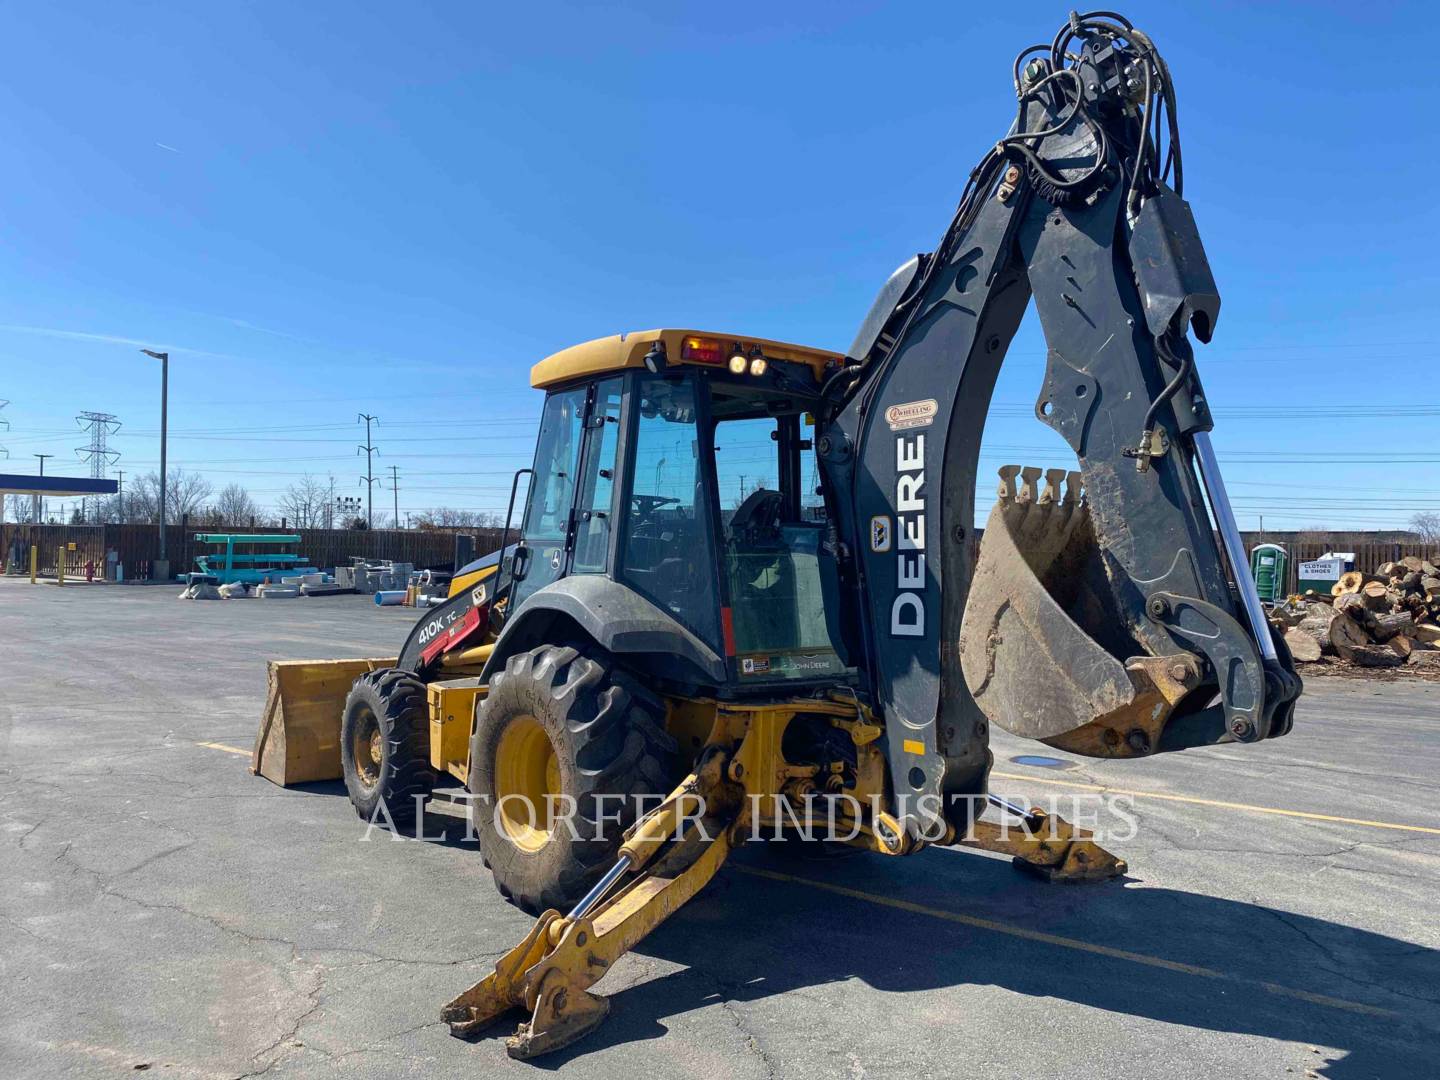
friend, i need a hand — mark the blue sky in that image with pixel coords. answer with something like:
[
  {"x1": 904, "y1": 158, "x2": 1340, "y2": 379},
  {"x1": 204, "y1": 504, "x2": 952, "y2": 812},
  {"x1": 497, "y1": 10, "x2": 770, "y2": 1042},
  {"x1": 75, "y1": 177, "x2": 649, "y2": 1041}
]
[{"x1": 2, "y1": 1, "x2": 1437, "y2": 530}]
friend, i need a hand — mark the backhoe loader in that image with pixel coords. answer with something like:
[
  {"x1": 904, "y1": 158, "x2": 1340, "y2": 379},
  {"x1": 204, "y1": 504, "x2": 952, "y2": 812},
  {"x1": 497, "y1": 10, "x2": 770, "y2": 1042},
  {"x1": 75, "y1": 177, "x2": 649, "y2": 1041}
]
[{"x1": 255, "y1": 10, "x2": 1301, "y2": 1059}]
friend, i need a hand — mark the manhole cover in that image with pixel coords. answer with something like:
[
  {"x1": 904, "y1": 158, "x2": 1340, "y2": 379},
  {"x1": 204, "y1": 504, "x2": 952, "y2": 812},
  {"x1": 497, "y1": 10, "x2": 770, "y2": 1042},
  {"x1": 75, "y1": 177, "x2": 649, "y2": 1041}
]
[{"x1": 1009, "y1": 754, "x2": 1076, "y2": 770}]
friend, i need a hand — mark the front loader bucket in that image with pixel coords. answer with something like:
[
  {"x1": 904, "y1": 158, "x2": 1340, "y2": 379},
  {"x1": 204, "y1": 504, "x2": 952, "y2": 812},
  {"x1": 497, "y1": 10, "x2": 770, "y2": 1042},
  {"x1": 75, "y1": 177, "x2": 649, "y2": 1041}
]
[
  {"x1": 959, "y1": 467, "x2": 1203, "y2": 759},
  {"x1": 251, "y1": 657, "x2": 396, "y2": 785}
]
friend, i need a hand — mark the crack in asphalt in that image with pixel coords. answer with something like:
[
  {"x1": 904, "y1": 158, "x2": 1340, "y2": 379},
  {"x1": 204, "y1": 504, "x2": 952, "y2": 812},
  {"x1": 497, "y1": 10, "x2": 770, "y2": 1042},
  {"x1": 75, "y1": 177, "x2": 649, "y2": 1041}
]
[{"x1": 1259, "y1": 905, "x2": 1440, "y2": 1008}]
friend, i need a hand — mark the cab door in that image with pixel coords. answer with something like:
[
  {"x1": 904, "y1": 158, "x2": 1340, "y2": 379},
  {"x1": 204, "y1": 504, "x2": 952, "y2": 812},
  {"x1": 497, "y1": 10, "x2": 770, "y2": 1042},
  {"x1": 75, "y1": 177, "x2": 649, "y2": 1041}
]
[
  {"x1": 568, "y1": 377, "x2": 624, "y2": 576},
  {"x1": 509, "y1": 384, "x2": 587, "y2": 610},
  {"x1": 509, "y1": 377, "x2": 624, "y2": 610}
]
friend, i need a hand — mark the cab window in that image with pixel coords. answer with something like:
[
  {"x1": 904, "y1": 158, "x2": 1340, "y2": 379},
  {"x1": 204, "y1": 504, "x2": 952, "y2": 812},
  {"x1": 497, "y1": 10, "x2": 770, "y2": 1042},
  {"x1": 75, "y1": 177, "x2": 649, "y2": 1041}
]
[{"x1": 620, "y1": 374, "x2": 719, "y2": 645}]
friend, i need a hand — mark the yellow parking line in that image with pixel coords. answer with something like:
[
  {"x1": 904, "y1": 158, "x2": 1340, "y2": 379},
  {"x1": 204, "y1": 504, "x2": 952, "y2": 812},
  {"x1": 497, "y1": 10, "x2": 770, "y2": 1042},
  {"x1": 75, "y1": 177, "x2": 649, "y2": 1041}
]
[
  {"x1": 989, "y1": 770, "x2": 1440, "y2": 836},
  {"x1": 735, "y1": 866, "x2": 1399, "y2": 1019},
  {"x1": 196, "y1": 741, "x2": 251, "y2": 757}
]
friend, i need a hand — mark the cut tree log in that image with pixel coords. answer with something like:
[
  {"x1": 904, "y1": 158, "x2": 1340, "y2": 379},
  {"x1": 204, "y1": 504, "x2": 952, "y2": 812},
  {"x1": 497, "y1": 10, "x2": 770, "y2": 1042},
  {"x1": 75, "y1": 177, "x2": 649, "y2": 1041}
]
[
  {"x1": 1409, "y1": 650, "x2": 1440, "y2": 671},
  {"x1": 1360, "y1": 580, "x2": 1392, "y2": 611},
  {"x1": 1389, "y1": 635, "x2": 1414, "y2": 660},
  {"x1": 1423, "y1": 576, "x2": 1440, "y2": 601},
  {"x1": 1378, "y1": 560, "x2": 1402, "y2": 579},
  {"x1": 1333, "y1": 593, "x2": 1378, "y2": 631},
  {"x1": 1350, "y1": 644, "x2": 1405, "y2": 668},
  {"x1": 1329, "y1": 610, "x2": 1370, "y2": 660},
  {"x1": 1371, "y1": 611, "x2": 1415, "y2": 643},
  {"x1": 1414, "y1": 623, "x2": 1440, "y2": 644},
  {"x1": 1397, "y1": 570, "x2": 1423, "y2": 593},
  {"x1": 1283, "y1": 628, "x2": 1323, "y2": 662},
  {"x1": 1401, "y1": 555, "x2": 1426, "y2": 574},
  {"x1": 1333, "y1": 571, "x2": 1366, "y2": 596},
  {"x1": 1285, "y1": 605, "x2": 1338, "y2": 659}
]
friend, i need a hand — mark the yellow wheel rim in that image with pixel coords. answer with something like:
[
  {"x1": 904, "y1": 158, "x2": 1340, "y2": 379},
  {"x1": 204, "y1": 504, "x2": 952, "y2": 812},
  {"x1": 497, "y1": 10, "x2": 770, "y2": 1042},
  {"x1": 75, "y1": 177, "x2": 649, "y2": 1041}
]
[{"x1": 494, "y1": 714, "x2": 560, "y2": 853}]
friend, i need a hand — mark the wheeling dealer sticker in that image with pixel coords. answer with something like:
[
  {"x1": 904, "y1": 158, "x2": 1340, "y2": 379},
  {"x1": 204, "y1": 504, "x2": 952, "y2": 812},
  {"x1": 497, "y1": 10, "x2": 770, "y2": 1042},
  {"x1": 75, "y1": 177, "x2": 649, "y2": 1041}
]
[{"x1": 885, "y1": 398, "x2": 938, "y2": 431}]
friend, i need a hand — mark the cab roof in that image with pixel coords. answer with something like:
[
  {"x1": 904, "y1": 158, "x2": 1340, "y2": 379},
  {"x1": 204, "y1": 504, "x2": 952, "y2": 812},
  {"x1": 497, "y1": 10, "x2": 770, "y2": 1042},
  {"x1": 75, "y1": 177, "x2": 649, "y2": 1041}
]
[{"x1": 530, "y1": 329, "x2": 842, "y2": 390}]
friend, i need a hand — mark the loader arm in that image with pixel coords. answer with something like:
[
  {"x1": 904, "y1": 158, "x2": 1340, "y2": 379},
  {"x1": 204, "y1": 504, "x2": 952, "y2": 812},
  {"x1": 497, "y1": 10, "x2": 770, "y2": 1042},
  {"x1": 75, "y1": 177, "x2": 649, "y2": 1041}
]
[{"x1": 816, "y1": 11, "x2": 1301, "y2": 836}]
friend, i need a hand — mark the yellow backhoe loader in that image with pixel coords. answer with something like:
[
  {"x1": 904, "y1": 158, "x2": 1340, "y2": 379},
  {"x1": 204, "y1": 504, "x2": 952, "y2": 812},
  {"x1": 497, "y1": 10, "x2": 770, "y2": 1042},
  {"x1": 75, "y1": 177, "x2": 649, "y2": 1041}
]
[{"x1": 254, "y1": 11, "x2": 1300, "y2": 1060}]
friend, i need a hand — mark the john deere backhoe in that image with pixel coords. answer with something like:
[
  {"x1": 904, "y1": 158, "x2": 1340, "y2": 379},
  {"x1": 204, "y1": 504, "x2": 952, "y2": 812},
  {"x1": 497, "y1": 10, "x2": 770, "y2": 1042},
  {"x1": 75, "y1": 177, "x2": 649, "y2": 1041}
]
[{"x1": 256, "y1": 10, "x2": 1301, "y2": 1059}]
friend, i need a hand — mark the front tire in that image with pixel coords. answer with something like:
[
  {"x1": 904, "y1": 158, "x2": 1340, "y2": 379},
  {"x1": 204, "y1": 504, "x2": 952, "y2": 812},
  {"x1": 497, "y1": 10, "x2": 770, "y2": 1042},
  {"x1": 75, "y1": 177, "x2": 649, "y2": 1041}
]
[
  {"x1": 468, "y1": 644, "x2": 673, "y2": 913},
  {"x1": 340, "y1": 669, "x2": 435, "y2": 828}
]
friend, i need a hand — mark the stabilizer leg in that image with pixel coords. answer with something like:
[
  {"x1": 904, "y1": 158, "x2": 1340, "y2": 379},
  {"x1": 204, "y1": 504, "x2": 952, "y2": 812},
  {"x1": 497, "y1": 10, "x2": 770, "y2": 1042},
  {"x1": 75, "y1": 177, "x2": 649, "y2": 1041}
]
[
  {"x1": 956, "y1": 796, "x2": 1127, "y2": 883},
  {"x1": 443, "y1": 762, "x2": 735, "y2": 1059}
]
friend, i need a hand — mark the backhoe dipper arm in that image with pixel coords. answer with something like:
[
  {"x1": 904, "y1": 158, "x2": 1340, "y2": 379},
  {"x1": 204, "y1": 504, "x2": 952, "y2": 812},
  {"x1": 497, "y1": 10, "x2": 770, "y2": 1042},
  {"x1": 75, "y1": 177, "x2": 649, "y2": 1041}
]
[{"x1": 817, "y1": 12, "x2": 1301, "y2": 836}]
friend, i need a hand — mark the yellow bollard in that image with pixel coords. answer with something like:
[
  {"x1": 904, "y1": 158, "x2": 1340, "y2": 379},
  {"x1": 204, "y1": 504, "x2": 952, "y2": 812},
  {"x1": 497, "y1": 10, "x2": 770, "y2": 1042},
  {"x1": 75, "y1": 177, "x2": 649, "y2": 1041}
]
[
  {"x1": 57, "y1": 547, "x2": 65, "y2": 587},
  {"x1": 30, "y1": 544, "x2": 37, "y2": 584}
]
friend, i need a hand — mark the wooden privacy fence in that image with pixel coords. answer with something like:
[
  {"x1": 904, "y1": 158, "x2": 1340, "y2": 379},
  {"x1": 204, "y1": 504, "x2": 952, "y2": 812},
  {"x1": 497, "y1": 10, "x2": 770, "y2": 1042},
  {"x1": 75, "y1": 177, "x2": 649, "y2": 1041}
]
[
  {"x1": 1, "y1": 522, "x2": 505, "y2": 579},
  {"x1": 3, "y1": 518, "x2": 1434, "y2": 591}
]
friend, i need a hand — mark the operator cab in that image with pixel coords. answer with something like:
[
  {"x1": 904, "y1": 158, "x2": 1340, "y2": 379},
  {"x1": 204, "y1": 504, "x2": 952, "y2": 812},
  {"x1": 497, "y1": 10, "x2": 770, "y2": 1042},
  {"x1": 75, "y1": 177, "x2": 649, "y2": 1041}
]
[{"x1": 505, "y1": 330, "x2": 853, "y2": 692}]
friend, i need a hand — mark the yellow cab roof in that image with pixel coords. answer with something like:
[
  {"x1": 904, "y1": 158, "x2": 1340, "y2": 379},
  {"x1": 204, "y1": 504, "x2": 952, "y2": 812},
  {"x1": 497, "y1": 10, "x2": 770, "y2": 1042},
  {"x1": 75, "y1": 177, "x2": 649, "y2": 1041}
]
[{"x1": 530, "y1": 329, "x2": 842, "y2": 390}]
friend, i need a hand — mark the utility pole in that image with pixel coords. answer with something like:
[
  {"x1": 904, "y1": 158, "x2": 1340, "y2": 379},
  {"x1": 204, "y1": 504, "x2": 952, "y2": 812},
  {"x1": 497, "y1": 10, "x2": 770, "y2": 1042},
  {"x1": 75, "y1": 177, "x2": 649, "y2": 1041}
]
[
  {"x1": 116, "y1": 470, "x2": 126, "y2": 524},
  {"x1": 74, "y1": 411, "x2": 121, "y2": 524},
  {"x1": 357, "y1": 413, "x2": 379, "y2": 529},
  {"x1": 387, "y1": 465, "x2": 400, "y2": 529},
  {"x1": 33, "y1": 453, "x2": 53, "y2": 524},
  {"x1": 0, "y1": 399, "x2": 10, "y2": 461},
  {"x1": 140, "y1": 350, "x2": 170, "y2": 568}
]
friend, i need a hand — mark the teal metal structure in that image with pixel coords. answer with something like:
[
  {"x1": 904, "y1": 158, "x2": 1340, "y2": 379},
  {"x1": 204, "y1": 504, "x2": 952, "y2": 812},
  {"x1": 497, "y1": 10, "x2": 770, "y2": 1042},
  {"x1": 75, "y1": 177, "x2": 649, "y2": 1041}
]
[{"x1": 192, "y1": 534, "x2": 319, "y2": 584}]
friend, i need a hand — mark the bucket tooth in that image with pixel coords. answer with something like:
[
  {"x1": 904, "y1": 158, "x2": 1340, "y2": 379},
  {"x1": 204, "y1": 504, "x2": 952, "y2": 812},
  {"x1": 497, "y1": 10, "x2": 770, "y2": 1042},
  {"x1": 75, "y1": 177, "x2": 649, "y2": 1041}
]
[
  {"x1": 1016, "y1": 466, "x2": 1050, "y2": 545},
  {"x1": 1018, "y1": 466, "x2": 1042, "y2": 504},
  {"x1": 1041, "y1": 468, "x2": 1066, "y2": 506},
  {"x1": 1063, "y1": 470, "x2": 1083, "y2": 506},
  {"x1": 997, "y1": 464, "x2": 1022, "y2": 502}
]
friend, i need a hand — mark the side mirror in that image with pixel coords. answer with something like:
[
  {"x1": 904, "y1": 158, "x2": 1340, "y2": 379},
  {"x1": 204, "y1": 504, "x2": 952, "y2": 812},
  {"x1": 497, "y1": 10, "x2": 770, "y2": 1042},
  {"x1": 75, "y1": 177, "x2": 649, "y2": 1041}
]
[{"x1": 508, "y1": 543, "x2": 531, "y2": 581}]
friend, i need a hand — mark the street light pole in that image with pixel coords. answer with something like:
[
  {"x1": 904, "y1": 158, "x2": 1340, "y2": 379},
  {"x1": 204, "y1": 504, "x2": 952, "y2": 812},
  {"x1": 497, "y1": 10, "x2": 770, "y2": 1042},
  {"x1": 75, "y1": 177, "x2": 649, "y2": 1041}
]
[
  {"x1": 33, "y1": 453, "x2": 52, "y2": 523},
  {"x1": 140, "y1": 350, "x2": 169, "y2": 567}
]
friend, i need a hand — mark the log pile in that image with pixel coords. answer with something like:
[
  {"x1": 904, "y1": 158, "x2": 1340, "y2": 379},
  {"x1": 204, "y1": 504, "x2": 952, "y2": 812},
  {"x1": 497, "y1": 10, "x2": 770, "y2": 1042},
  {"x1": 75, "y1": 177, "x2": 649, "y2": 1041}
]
[{"x1": 1271, "y1": 556, "x2": 1440, "y2": 672}]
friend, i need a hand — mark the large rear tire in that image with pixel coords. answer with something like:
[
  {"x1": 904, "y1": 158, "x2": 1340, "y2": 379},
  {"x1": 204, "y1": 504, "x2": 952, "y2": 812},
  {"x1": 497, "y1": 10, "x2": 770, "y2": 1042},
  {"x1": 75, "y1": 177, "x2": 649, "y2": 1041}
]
[
  {"x1": 468, "y1": 644, "x2": 673, "y2": 913},
  {"x1": 341, "y1": 669, "x2": 436, "y2": 828}
]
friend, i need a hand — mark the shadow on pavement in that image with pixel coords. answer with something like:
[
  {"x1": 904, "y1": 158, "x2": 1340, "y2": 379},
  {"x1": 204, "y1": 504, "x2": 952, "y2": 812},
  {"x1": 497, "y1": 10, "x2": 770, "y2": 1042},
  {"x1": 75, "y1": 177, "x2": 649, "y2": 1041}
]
[{"x1": 527, "y1": 843, "x2": 1439, "y2": 1078}]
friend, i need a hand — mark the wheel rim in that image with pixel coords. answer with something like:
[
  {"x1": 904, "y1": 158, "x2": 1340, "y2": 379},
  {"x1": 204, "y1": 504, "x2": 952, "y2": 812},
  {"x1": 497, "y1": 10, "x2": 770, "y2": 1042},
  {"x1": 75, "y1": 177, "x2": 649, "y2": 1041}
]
[
  {"x1": 494, "y1": 714, "x2": 559, "y2": 853},
  {"x1": 351, "y1": 705, "x2": 381, "y2": 787}
]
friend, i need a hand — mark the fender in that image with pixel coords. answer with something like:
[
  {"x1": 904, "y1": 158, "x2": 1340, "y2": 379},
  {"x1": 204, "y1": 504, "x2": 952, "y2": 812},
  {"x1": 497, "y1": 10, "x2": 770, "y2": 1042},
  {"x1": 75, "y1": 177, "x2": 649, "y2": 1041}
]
[{"x1": 479, "y1": 575, "x2": 728, "y2": 689}]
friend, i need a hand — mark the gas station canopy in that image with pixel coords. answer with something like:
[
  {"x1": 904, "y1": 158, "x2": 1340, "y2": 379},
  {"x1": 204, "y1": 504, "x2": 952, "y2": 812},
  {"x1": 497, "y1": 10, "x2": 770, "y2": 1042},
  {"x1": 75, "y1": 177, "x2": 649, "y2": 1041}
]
[{"x1": 0, "y1": 475, "x2": 119, "y2": 498}]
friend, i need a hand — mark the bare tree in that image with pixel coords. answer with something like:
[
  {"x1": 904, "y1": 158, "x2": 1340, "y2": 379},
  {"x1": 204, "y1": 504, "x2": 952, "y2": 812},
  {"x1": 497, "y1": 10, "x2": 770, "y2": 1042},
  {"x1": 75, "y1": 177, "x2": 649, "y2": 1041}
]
[
  {"x1": 413, "y1": 508, "x2": 504, "y2": 529},
  {"x1": 124, "y1": 470, "x2": 214, "y2": 523},
  {"x1": 1411, "y1": 511, "x2": 1440, "y2": 542},
  {"x1": 4, "y1": 494, "x2": 36, "y2": 524},
  {"x1": 278, "y1": 475, "x2": 327, "y2": 529},
  {"x1": 211, "y1": 483, "x2": 260, "y2": 527}
]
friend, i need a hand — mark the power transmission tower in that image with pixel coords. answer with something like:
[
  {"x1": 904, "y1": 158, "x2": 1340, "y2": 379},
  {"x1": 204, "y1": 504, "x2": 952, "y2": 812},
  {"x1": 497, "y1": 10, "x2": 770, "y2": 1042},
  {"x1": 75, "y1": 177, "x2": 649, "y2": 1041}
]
[
  {"x1": 357, "y1": 413, "x2": 379, "y2": 529},
  {"x1": 75, "y1": 411, "x2": 122, "y2": 524},
  {"x1": 386, "y1": 465, "x2": 401, "y2": 529}
]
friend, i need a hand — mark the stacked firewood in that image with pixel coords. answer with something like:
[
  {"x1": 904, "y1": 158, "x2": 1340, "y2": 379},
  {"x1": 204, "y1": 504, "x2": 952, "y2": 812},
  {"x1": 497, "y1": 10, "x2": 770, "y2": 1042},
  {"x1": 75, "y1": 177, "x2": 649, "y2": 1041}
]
[{"x1": 1270, "y1": 556, "x2": 1440, "y2": 670}]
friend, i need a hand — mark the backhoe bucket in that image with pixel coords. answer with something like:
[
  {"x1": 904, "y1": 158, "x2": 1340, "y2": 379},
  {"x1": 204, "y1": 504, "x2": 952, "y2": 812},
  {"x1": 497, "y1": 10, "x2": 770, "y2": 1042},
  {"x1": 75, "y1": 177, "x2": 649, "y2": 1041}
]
[
  {"x1": 959, "y1": 467, "x2": 1203, "y2": 759},
  {"x1": 251, "y1": 657, "x2": 396, "y2": 785}
]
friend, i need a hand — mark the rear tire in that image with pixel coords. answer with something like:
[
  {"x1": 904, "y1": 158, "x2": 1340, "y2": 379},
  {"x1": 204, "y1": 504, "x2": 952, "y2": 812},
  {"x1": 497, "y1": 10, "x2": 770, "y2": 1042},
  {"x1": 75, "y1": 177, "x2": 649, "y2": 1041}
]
[
  {"x1": 341, "y1": 669, "x2": 435, "y2": 828},
  {"x1": 468, "y1": 644, "x2": 674, "y2": 913}
]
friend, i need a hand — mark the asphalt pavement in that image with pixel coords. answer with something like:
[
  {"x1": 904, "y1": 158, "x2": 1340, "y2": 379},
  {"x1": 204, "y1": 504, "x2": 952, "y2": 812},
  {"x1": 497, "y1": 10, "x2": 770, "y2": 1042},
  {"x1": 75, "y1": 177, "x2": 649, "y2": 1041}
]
[{"x1": 2, "y1": 578, "x2": 1437, "y2": 1079}]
